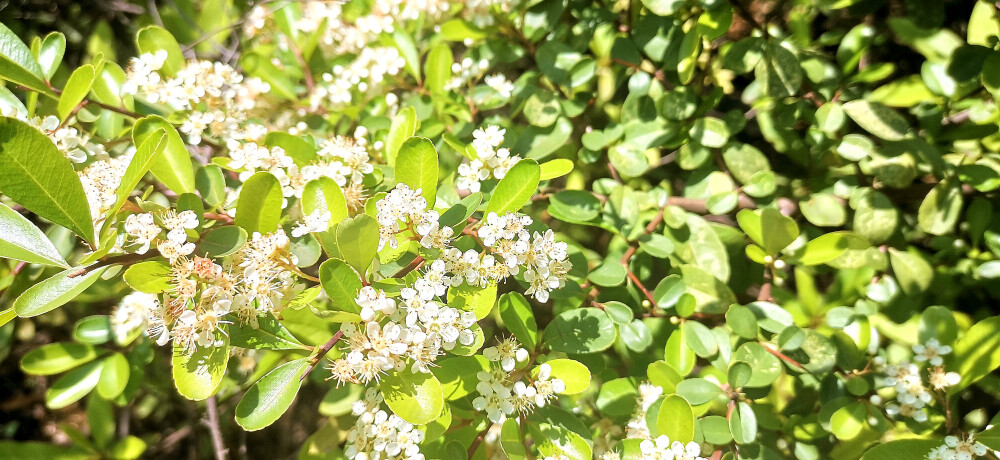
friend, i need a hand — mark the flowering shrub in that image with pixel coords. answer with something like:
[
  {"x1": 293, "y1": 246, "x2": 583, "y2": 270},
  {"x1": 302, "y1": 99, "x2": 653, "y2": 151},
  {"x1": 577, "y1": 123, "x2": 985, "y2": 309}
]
[{"x1": 1, "y1": 1, "x2": 1000, "y2": 459}]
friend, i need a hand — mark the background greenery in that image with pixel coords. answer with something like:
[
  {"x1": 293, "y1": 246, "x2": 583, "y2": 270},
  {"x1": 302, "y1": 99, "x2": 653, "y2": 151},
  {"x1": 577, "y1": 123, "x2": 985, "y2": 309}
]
[{"x1": 2, "y1": 0, "x2": 1000, "y2": 459}]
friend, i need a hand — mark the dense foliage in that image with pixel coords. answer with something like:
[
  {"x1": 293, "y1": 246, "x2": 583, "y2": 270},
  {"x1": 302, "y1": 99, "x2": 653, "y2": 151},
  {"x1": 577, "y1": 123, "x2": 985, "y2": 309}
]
[{"x1": 1, "y1": 0, "x2": 1000, "y2": 459}]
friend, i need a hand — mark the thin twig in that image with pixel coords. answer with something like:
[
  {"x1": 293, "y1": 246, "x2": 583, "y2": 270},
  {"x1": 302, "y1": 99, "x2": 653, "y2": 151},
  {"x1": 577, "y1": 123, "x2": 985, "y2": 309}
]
[
  {"x1": 67, "y1": 252, "x2": 157, "y2": 278},
  {"x1": 204, "y1": 396, "x2": 227, "y2": 460},
  {"x1": 300, "y1": 331, "x2": 344, "y2": 381}
]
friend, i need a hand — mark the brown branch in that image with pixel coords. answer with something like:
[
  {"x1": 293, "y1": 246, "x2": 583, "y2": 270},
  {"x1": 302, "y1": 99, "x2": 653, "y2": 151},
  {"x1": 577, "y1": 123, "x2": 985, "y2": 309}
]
[
  {"x1": 393, "y1": 256, "x2": 425, "y2": 278},
  {"x1": 203, "y1": 396, "x2": 227, "y2": 460},
  {"x1": 300, "y1": 331, "x2": 344, "y2": 382},
  {"x1": 67, "y1": 252, "x2": 157, "y2": 278}
]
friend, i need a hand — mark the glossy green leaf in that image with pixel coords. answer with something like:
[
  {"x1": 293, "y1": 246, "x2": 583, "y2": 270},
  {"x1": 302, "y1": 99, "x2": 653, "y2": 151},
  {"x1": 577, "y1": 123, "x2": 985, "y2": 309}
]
[
  {"x1": 0, "y1": 22, "x2": 52, "y2": 94},
  {"x1": 655, "y1": 395, "x2": 695, "y2": 443},
  {"x1": 96, "y1": 352, "x2": 130, "y2": 399},
  {"x1": 132, "y1": 116, "x2": 196, "y2": 194},
  {"x1": 21, "y1": 342, "x2": 99, "y2": 375},
  {"x1": 379, "y1": 368, "x2": 444, "y2": 425},
  {"x1": 544, "y1": 307, "x2": 616, "y2": 353},
  {"x1": 484, "y1": 159, "x2": 540, "y2": 216},
  {"x1": 172, "y1": 333, "x2": 229, "y2": 400},
  {"x1": 14, "y1": 267, "x2": 108, "y2": 317},
  {"x1": 235, "y1": 171, "x2": 283, "y2": 234},
  {"x1": 135, "y1": 26, "x2": 184, "y2": 76},
  {"x1": 395, "y1": 137, "x2": 438, "y2": 209},
  {"x1": 0, "y1": 201, "x2": 68, "y2": 267},
  {"x1": 0, "y1": 117, "x2": 95, "y2": 244},
  {"x1": 57, "y1": 64, "x2": 96, "y2": 121},
  {"x1": 236, "y1": 358, "x2": 310, "y2": 430},
  {"x1": 499, "y1": 292, "x2": 539, "y2": 350},
  {"x1": 46, "y1": 360, "x2": 103, "y2": 409}
]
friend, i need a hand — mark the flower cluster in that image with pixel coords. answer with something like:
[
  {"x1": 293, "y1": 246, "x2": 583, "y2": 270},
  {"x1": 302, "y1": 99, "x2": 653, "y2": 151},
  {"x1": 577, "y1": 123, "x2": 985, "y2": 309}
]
[
  {"x1": 113, "y1": 228, "x2": 298, "y2": 352},
  {"x1": 328, "y1": 270, "x2": 477, "y2": 384},
  {"x1": 472, "y1": 353, "x2": 565, "y2": 423},
  {"x1": 345, "y1": 388, "x2": 426, "y2": 460},
  {"x1": 375, "y1": 184, "x2": 453, "y2": 251},
  {"x1": 124, "y1": 209, "x2": 199, "y2": 259},
  {"x1": 456, "y1": 126, "x2": 523, "y2": 193},
  {"x1": 123, "y1": 53, "x2": 271, "y2": 144},
  {"x1": 445, "y1": 57, "x2": 490, "y2": 91},
  {"x1": 484, "y1": 74, "x2": 515, "y2": 98},
  {"x1": 78, "y1": 154, "x2": 131, "y2": 222},
  {"x1": 927, "y1": 435, "x2": 988, "y2": 460},
  {"x1": 312, "y1": 47, "x2": 407, "y2": 109},
  {"x1": 476, "y1": 212, "x2": 570, "y2": 302},
  {"x1": 875, "y1": 338, "x2": 960, "y2": 423}
]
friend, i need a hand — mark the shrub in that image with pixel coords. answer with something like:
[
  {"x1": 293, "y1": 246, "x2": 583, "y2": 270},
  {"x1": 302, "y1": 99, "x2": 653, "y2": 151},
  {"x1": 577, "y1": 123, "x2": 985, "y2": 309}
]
[{"x1": 1, "y1": 1, "x2": 1000, "y2": 459}]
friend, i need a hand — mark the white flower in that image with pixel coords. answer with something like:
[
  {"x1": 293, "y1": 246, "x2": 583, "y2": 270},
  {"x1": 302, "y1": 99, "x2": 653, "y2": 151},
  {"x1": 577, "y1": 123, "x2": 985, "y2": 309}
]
[
  {"x1": 913, "y1": 338, "x2": 952, "y2": 367},
  {"x1": 124, "y1": 213, "x2": 161, "y2": 254},
  {"x1": 291, "y1": 209, "x2": 332, "y2": 237},
  {"x1": 484, "y1": 74, "x2": 514, "y2": 98},
  {"x1": 929, "y1": 367, "x2": 961, "y2": 390},
  {"x1": 483, "y1": 337, "x2": 529, "y2": 372}
]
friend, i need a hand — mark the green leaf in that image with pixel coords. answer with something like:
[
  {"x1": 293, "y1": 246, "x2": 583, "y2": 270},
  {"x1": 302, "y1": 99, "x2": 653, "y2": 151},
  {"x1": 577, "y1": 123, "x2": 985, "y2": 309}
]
[
  {"x1": 729, "y1": 401, "x2": 758, "y2": 444},
  {"x1": 448, "y1": 282, "x2": 496, "y2": 320},
  {"x1": 484, "y1": 159, "x2": 540, "y2": 216},
  {"x1": 800, "y1": 193, "x2": 846, "y2": 227},
  {"x1": 196, "y1": 165, "x2": 227, "y2": 207},
  {"x1": 390, "y1": 29, "x2": 421, "y2": 83},
  {"x1": 727, "y1": 305, "x2": 758, "y2": 339},
  {"x1": 830, "y1": 401, "x2": 866, "y2": 440},
  {"x1": 640, "y1": 0, "x2": 685, "y2": 16},
  {"x1": 235, "y1": 358, "x2": 310, "y2": 431},
  {"x1": 46, "y1": 360, "x2": 103, "y2": 409},
  {"x1": 539, "y1": 359, "x2": 590, "y2": 394},
  {"x1": 499, "y1": 292, "x2": 539, "y2": 350},
  {"x1": 860, "y1": 440, "x2": 941, "y2": 460},
  {"x1": 197, "y1": 226, "x2": 248, "y2": 257},
  {"x1": 548, "y1": 190, "x2": 602, "y2": 224},
  {"x1": 653, "y1": 275, "x2": 686, "y2": 310},
  {"x1": 732, "y1": 342, "x2": 782, "y2": 387},
  {"x1": 622, "y1": 319, "x2": 653, "y2": 351},
  {"x1": 172, "y1": 333, "x2": 229, "y2": 401},
  {"x1": 74, "y1": 316, "x2": 111, "y2": 345},
  {"x1": 122, "y1": 260, "x2": 172, "y2": 293},
  {"x1": 950, "y1": 315, "x2": 1000, "y2": 394},
  {"x1": 664, "y1": 326, "x2": 696, "y2": 375},
  {"x1": 433, "y1": 355, "x2": 489, "y2": 401},
  {"x1": 682, "y1": 320, "x2": 718, "y2": 358},
  {"x1": 0, "y1": 22, "x2": 53, "y2": 95},
  {"x1": 544, "y1": 308, "x2": 616, "y2": 353},
  {"x1": 21, "y1": 342, "x2": 99, "y2": 375},
  {"x1": 106, "y1": 130, "x2": 168, "y2": 223},
  {"x1": 500, "y1": 419, "x2": 527, "y2": 460},
  {"x1": 229, "y1": 313, "x2": 307, "y2": 350},
  {"x1": 264, "y1": 132, "x2": 317, "y2": 166},
  {"x1": 132, "y1": 116, "x2": 196, "y2": 194},
  {"x1": 0, "y1": 117, "x2": 95, "y2": 244},
  {"x1": 797, "y1": 232, "x2": 852, "y2": 266},
  {"x1": 424, "y1": 43, "x2": 453, "y2": 94},
  {"x1": 318, "y1": 258, "x2": 363, "y2": 313},
  {"x1": 690, "y1": 117, "x2": 730, "y2": 148},
  {"x1": 737, "y1": 208, "x2": 799, "y2": 255},
  {"x1": 235, "y1": 172, "x2": 283, "y2": 234},
  {"x1": 888, "y1": 248, "x2": 933, "y2": 296},
  {"x1": 379, "y1": 368, "x2": 444, "y2": 425},
  {"x1": 135, "y1": 26, "x2": 184, "y2": 76},
  {"x1": 918, "y1": 179, "x2": 963, "y2": 236},
  {"x1": 37, "y1": 32, "x2": 66, "y2": 80},
  {"x1": 96, "y1": 352, "x2": 130, "y2": 399},
  {"x1": 14, "y1": 267, "x2": 108, "y2": 317},
  {"x1": 386, "y1": 107, "x2": 417, "y2": 167},
  {"x1": 439, "y1": 192, "x2": 483, "y2": 228},
  {"x1": 676, "y1": 378, "x2": 722, "y2": 405},
  {"x1": 539, "y1": 158, "x2": 574, "y2": 180},
  {"x1": 842, "y1": 100, "x2": 910, "y2": 140},
  {"x1": 728, "y1": 361, "x2": 752, "y2": 387},
  {"x1": 301, "y1": 178, "x2": 349, "y2": 225},
  {"x1": 756, "y1": 42, "x2": 803, "y2": 98},
  {"x1": 331, "y1": 214, "x2": 379, "y2": 274},
  {"x1": 57, "y1": 64, "x2": 96, "y2": 121},
  {"x1": 0, "y1": 201, "x2": 68, "y2": 267},
  {"x1": 395, "y1": 137, "x2": 438, "y2": 209},
  {"x1": 527, "y1": 407, "x2": 593, "y2": 460},
  {"x1": 655, "y1": 395, "x2": 695, "y2": 443}
]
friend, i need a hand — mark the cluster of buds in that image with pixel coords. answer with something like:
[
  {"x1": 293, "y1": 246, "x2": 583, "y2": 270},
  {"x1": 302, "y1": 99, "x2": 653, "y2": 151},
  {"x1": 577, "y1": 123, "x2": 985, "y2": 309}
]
[{"x1": 456, "y1": 126, "x2": 524, "y2": 193}]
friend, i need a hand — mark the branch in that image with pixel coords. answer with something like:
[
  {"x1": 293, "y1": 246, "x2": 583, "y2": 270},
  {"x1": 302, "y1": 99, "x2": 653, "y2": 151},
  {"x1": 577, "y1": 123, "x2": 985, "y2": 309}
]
[
  {"x1": 67, "y1": 252, "x2": 157, "y2": 278},
  {"x1": 300, "y1": 331, "x2": 344, "y2": 382},
  {"x1": 204, "y1": 396, "x2": 227, "y2": 460}
]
